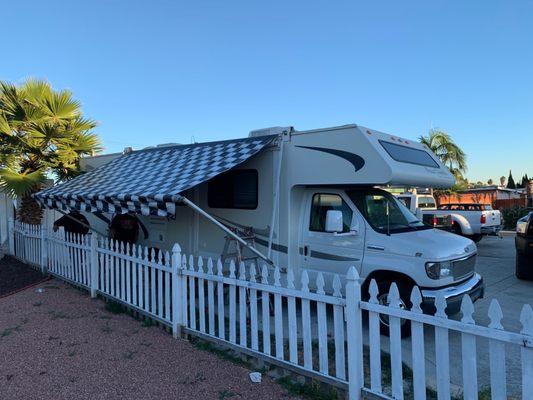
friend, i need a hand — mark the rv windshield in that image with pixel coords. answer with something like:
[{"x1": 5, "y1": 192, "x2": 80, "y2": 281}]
[{"x1": 347, "y1": 188, "x2": 430, "y2": 234}]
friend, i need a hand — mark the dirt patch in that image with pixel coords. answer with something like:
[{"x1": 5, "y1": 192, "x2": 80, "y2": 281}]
[
  {"x1": 0, "y1": 279, "x2": 301, "y2": 400},
  {"x1": 0, "y1": 256, "x2": 49, "y2": 298}
]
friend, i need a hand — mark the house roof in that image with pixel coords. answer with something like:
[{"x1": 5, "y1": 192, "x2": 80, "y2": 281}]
[{"x1": 34, "y1": 135, "x2": 277, "y2": 217}]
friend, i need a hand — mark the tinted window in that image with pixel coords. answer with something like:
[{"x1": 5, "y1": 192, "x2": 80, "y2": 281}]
[
  {"x1": 418, "y1": 196, "x2": 436, "y2": 208},
  {"x1": 208, "y1": 169, "x2": 258, "y2": 209},
  {"x1": 380, "y1": 141, "x2": 440, "y2": 168},
  {"x1": 347, "y1": 188, "x2": 430, "y2": 234},
  {"x1": 309, "y1": 194, "x2": 353, "y2": 233}
]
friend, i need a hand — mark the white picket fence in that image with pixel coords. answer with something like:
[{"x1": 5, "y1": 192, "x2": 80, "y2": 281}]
[{"x1": 7, "y1": 219, "x2": 533, "y2": 400}]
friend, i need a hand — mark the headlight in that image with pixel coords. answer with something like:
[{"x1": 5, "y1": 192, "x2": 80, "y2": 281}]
[
  {"x1": 425, "y1": 261, "x2": 452, "y2": 280},
  {"x1": 517, "y1": 221, "x2": 528, "y2": 234}
]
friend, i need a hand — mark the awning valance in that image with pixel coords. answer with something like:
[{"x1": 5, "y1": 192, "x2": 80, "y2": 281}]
[{"x1": 34, "y1": 135, "x2": 277, "y2": 217}]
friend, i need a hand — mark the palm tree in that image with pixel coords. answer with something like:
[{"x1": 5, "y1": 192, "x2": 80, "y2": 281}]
[
  {"x1": 419, "y1": 129, "x2": 467, "y2": 180},
  {"x1": 0, "y1": 79, "x2": 101, "y2": 224}
]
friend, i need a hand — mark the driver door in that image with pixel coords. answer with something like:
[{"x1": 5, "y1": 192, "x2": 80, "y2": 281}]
[{"x1": 300, "y1": 191, "x2": 365, "y2": 290}]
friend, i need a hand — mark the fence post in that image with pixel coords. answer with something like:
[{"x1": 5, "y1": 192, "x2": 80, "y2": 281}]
[
  {"x1": 172, "y1": 243, "x2": 183, "y2": 338},
  {"x1": 90, "y1": 233, "x2": 99, "y2": 298},
  {"x1": 345, "y1": 266, "x2": 363, "y2": 400},
  {"x1": 7, "y1": 217, "x2": 15, "y2": 256},
  {"x1": 40, "y1": 225, "x2": 48, "y2": 274}
]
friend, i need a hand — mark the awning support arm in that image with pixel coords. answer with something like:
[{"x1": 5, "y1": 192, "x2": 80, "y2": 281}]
[
  {"x1": 180, "y1": 196, "x2": 273, "y2": 265},
  {"x1": 267, "y1": 139, "x2": 284, "y2": 258}
]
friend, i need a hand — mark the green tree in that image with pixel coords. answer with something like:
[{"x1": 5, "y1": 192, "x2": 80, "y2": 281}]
[
  {"x1": 507, "y1": 170, "x2": 516, "y2": 189},
  {"x1": 487, "y1": 178, "x2": 494, "y2": 185},
  {"x1": 419, "y1": 129, "x2": 467, "y2": 180},
  {"x1": 0, "y1": 79, "x2": 100, "y2": 224},
  {"x1": 520, "y1": 174, "x2": 530, "y2": 188}
]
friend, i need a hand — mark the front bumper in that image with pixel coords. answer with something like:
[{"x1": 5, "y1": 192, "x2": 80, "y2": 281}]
[
  {"x1": 420, "y1": 273, "x2": 484, "y2": 315},
  {"x1": 481, "y1": 225, "x2": 502, "y2": 235}
]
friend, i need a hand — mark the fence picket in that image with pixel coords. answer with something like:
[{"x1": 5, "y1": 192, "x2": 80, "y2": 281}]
[
  {"x1": 189, "y1": 255, "x2": 197, "y2": 330},
  {"x1": 182, "y1": 255, "x2": 189, "y2": 328},
  {"x1": 301, "y1": 271, "x2": 312, "y2": 370},
  {"x1": 460, "y1": 295, "x2": 478, "y2": 400},
  {"x1": 410, "y1": 287, "x2": 426, "y2": 400},
  {"x1": 435, "y1": 294, "x2": 451, "y2": 400},
  {"x1": 261, "y1": 264, "x2": 271, "y2": 356},
  {"x1": 238, "y1": 262, "x2": 247, "y2": 347},
  {"x1": 316, "y1": 272, "x2": 329, "y2": 374},
  {"x1": 274, "y1": 266, "x2": 284, "y2": 360},
  {"x1": 332, "y1": 275, "x2": 345, "y2": 380},
  {"x1": 198, "y1": 257, "x2": 206, "y2": 333},
  {"x1": 207, "y1": 258, "x2": 215, "y2": 336},
  {"x1": 157, "y1": 251, "x2": 164, "y2": 318},
  {"x1": 164, "y1": 252, "x2": 171, "y2": 320},
  {"x1": 287, "y1": 269, "x2": 298, "y2": 365},
  {"x1": 521, "y1": 305, "x2": 533, "y2": 399},
  {"x1": 388, "y1": 283, "x2": 403, "y2": 400},
  {"x1": 488, "y1": 299, "x2": 506, "y2": 400},
  {"x1": 229, "y1": 260, "x2": 237, "y2": 344},
  {"x1": 143, "y1": 247, "x2": 150, "y2": 312},
  {"x1": 368, "y1": 280, "x2": 382, "y2": 393},
  {"x1": 132, "y1": 245, "x2": 138, "y2": 306},
  {"x1": 249, "y1": 263, "x2": 259, "y2": 351},
  {"x1": 216, "y1": 259, "x2": 225, "y2": 340}
]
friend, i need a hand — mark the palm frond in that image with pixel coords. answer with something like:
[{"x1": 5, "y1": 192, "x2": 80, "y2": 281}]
[{"x1": 0, "y1": 168, "x2": 46, "y2": 197}]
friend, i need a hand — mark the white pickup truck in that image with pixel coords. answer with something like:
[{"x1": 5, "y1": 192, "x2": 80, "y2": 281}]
[{"x1": 397, "y1": 193, "x2": 502, "y2": 242}]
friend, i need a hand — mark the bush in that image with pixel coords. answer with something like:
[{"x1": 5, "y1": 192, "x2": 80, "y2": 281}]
[{"x1": 501, "y1": 206, "x2": 530, "y2": 229}]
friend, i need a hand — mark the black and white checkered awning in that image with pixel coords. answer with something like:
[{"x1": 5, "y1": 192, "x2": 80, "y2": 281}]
[{"x1": 34, "y1": 135, "x2": 277, "y2": 217}]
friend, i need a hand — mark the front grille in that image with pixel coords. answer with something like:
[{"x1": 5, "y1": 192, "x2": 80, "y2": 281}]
[{"x1": 452, "y1": 254, "x2": 476, "y2": 280}]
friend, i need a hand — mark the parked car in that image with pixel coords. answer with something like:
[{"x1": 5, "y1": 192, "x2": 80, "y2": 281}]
[
  {"x1": 434, "y1": 203, "x2": 502, "y2": 243},
  {"x1": 395, "y1": 192, "x2": 453, "y2": 231},
  {"x1": 36, "y1": 124, "x2": 484, "y2": 336},
  {"x1": 516, "y1": 212, "x2": 533, "y2": 280}
]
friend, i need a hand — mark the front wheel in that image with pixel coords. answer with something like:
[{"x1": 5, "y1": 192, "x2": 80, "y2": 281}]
[
  {"x1": 375, "y1": 280, "x2": 413, "y2": 338},
  {"x1": 516, "y1": 253, "x2": 533, "y2": 280}
]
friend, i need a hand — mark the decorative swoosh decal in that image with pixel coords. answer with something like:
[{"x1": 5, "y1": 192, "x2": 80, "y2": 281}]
[{"x1": 295, "y1": 146, "x2": 365, "y2": 172}]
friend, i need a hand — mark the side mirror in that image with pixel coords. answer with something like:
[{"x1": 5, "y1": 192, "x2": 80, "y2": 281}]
[
  {"x1": 325, "y1": 210, "x2": 344, "y2": 233},
  {"x1": 350, "y1": 216, "x2": 360, "y2": 234}
]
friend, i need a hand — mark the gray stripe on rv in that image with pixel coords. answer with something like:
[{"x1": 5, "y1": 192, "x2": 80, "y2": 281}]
[{"x1": 256, "y1": 238, "x2": 359, "y2": 262}]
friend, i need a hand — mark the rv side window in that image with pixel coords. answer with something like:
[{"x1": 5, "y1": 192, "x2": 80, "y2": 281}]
[
  {"x1": 208, "y1": 169, "x2": 258, "y2": 209},
  {"x1": 309, "y1": 194, "x2": 352, "y2": 233},
  {"x1": 380, "y1": 140, "x2": 440, "y2": 168}
]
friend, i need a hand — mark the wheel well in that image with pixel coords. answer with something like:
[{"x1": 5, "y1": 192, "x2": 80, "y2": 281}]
[{"x1": 361, "y1": 270, "x2": 417, "y2": 300}]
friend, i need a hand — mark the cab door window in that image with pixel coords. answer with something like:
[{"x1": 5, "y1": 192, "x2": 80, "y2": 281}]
[{"x1": 309, "y1": 194, "x2": 353, "y2": 233}]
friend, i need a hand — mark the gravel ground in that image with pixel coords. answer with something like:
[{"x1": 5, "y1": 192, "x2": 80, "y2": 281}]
[
  {"x1": 0, "y1": 256, "x2": 49, "y2": 297},
  {"x1": 0, "y1": 279, "x2": 301, "y2": 400}
]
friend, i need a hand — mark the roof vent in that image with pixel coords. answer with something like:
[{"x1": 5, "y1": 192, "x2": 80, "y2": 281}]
[{"x1": 249, "y1": 126, "x2": 293, "y2": 138}]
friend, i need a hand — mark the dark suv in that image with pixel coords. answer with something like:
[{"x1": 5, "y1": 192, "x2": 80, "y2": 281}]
[{"x1": 516, "y1": 212, "x2": 533, "y2": 279}]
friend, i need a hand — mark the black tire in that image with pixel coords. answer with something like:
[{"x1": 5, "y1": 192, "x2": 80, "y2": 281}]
[
  {"x1": 453, "y1": 225, "x2": 463, "y2": 236},
  {"x1": 471, "y1": 234, "x2": 483, "y2": 243},
  {"x1": 375, "y1": 280, "x2": 413, "y2": 338},
  {"x1": 516, "y1": 253, "x2": 533, "y2": 280}
]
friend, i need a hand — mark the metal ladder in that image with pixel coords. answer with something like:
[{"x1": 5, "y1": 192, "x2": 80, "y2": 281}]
[{"x1": 221, "y1": 226, "x2": 259, "y2": 266}]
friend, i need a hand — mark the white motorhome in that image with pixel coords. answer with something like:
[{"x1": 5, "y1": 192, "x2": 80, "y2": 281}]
[{"x1": 35, "y1": 124, "x2": 484, "y2": 330}]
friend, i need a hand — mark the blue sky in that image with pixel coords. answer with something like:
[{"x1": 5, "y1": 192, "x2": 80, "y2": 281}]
[{"x1": 2, "y1": 1, "x2": 532, "y2": 183}]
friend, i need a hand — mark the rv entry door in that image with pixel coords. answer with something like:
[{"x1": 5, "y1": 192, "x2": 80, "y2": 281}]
[{"x1": 300, "y1": 191, "x2": 364, "y2": 290}]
